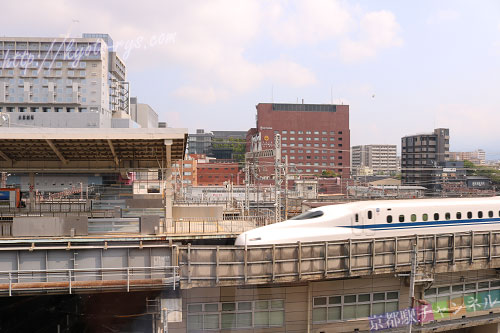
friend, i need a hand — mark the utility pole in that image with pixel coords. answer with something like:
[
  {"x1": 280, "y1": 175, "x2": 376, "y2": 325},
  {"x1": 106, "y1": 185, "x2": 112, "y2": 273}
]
[
  {"x1": 408, "y1": 241, "x2": 417, "y2": 333},
  {"x1": 274, "y1": 134, "x2": 282, "y2": 224},
  {"x1": 284, "y1": 155, "x2": 288, "y2": 220},
  {"x1": 245, "y1": 160, "x2": 250, "y2": 216}
]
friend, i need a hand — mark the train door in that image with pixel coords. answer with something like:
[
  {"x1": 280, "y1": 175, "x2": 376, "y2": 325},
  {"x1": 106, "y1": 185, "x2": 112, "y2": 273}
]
[
  {"x1": 352, "y1": 213, "x2": 362, "y2": 236},
  {"x1": 364, "y1": 210, "x2": 375, "y2": 236}
]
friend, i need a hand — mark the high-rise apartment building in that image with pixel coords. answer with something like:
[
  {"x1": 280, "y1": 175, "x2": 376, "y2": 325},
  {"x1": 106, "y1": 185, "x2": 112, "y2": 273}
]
[
  {"x1": 401, "y1": 128, "x2": 450, "y2": 189},
  {"x1": 0, "y1": 34, "x2": 129, "y2": 128},
  {"x1": 249, "y1": 103, "x2": 350, "y2": 179},
  {"x1": 351, "y1": 145, "x2": 398, "y2": 176}
]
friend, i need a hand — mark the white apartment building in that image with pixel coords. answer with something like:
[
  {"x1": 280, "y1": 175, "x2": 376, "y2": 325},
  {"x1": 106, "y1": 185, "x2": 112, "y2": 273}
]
[
  {"x1": 351, "y1": 144, "x2": 398, "y2": 176},
  {"x1": 0, "y1": 34, "x2": 128, "y2": 128}
]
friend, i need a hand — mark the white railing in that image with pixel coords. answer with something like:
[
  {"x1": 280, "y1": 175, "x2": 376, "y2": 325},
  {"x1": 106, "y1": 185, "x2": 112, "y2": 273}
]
[{"x1": 0, "y1": 266, "x2": 179, "y2": 296}]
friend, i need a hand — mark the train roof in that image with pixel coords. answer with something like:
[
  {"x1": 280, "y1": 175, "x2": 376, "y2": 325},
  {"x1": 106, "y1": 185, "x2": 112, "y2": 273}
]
[{"x1": 312, "y1": 196, "x2": 500, "y2": 213}]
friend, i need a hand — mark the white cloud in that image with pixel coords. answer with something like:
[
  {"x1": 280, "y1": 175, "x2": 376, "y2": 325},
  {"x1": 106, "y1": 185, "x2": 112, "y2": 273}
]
[
  {"x1": 268, "y1": 2, "x2": 402, "y2": 64},
  {"x1": 339, "y1": 11, "x2": 403, "y2": 63},
  {"x1": 172, "y1": 86, "x2": 230, "y2": 104},
  {"x1": 427, "y1": 9, "x2": 461, "y2": 24},
  {"x1": 269, "y1": 0, "x2": 353, "y2": 45}
]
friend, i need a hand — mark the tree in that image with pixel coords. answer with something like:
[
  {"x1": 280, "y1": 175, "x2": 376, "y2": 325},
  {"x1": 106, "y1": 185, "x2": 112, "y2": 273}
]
[{"x1": 321, "y1": 170, "x2": 339, "y2": 178}]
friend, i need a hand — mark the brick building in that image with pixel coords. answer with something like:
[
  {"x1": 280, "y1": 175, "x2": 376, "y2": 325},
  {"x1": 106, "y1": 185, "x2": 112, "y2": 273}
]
[
  {"x1": 197, "y1": 162, "x2": 242, "y2": 186},
  {"x1": 248, "y1": 103, "x2": 350, "y2": 180}
]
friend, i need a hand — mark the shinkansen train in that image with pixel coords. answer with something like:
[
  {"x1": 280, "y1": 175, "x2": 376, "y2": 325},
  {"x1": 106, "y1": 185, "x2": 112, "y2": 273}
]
[{"x1": 235, "y1": 196, "x2": 500, "y2": 246}]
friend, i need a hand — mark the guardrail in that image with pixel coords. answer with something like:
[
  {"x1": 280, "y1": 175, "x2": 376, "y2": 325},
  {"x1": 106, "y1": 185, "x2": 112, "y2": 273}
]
[
  {"x1": 177, "y1": 230, "x2": 500, "y2": 288},
  {"x1": 168, "y1": 216, "x2": 270, "y2": 234},
  {"x1": 0, "y1": 266, "x2": 179, "y2": 296}
]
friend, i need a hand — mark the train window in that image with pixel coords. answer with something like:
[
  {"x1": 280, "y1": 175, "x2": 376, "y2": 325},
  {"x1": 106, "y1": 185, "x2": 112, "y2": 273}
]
[
  {"x1": 387, "y1": 215, "x2": 392, "y2": 223},
  {"x1": 290, "y1": 210, "x2": 324, "y2": 220},
  {"x1": 368, "y1": 211, "x2": 373, "y2": 219},
  {"x1": 411, "y1": 214, "x2": 416, "y2": 222},
  {"x1": 478, "y1": 211, "x2": 483, "y2": 218},
  {"x1": 489, "y1": 211, "x2": 494, "y2": 218},
  {"x1": 456, "y1": 212, "x2": 462, "y2": 219},
  {"x1": 399, "y1": 215, "x2": 405, "y2": 222},
  {"x1": 445, "y1": 213, "x2": 450, "y2": 220},
  {"x1": 467, "y1": 212, "x2": 472, "y2": 219},
  {"x1": 434, "y1": 213, "x2": 439, "y2": 221},
  {"x1": 422, "y1": 214, "x2": 428, "y2": 221},
  {"x1": 355, "y1": 214, "x2": 359, "y2": 223}
]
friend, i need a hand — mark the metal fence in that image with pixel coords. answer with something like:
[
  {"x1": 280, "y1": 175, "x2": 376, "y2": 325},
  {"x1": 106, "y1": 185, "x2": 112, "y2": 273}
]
[
  {"x1": 168, "y1": 216, "x2": 270, "y2": 234},
  {"x1": 88, "y1": 218, "x2": 140, "y2": 234},
  {"x1": 0, "y1": 266, "x2": 179, "y2": 296},
  {"x1": 177, "y1": 230, "x2": 500, "y2": 288}
]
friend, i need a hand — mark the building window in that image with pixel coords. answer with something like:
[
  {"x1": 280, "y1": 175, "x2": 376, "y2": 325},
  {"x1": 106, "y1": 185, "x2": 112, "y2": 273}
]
[
  {"x1": 282, "y1": 130, "x2": 287, "y2": 134},
  {"x1": 298, "y1": 131, "x2": 303, "y2": 134},
  {"x1": 313, "y1": 291, "x2": 398, "y2": 323},
  {"x1": 187, "y1": 300, "x2": 284, "y2": 330},
  {"x1": 290, "y1": 130, "x2": 295, "y2": 134}
]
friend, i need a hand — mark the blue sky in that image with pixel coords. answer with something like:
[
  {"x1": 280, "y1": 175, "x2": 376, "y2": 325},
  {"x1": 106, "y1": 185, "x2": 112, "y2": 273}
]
[{"x1": 3, "y1": 0, "x2": 500, "y2": 158}]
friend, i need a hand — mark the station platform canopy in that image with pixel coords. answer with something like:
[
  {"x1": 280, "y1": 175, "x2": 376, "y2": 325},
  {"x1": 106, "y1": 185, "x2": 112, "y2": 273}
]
[{"x1": 0, "y1": 128, "x2": 187, "y2": 172}]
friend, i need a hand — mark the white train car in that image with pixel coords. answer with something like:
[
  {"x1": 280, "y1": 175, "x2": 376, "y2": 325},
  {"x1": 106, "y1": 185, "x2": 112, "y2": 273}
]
[{"x1": 235, "y1": 196, "x2": 500, "y2": 246}]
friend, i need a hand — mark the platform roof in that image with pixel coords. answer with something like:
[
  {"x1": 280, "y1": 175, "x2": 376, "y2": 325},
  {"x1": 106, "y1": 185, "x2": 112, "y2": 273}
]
[{"x1": 0, "y1": 128, "x2": 187, "y2": 172}]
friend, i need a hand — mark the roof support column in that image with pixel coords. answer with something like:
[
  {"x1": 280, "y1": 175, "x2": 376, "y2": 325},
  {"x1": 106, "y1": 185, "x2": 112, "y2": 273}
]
[
  {"x1": 164, "y1": 139, "x2": 173, "y2": 234},
  {"x1": 0, "y1": 150, "x2": 12, "y2": 163},
  {"x1": 107, "y1": 139, "x2": 119, "y2": 167},
  {"x1": 45, "y1": 140, "x2": 68, "y2": 165},
  {"x1": 28, "y1": 172, "x2": 35, "y2": 211}
]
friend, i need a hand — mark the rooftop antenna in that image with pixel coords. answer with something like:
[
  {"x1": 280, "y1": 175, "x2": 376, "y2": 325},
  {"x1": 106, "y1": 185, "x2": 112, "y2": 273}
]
[
  {"x1": 271, "y1": 84, "x2": 274, "y2": 103},
  {"x1": 331, "y1": 86, "x2": 333, "y2": 104}
]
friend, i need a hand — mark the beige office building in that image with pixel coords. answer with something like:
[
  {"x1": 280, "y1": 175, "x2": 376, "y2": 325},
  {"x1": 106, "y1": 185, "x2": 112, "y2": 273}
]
[
  {"x1": 351, "y1": 145, "x2": 398, "y2": 176},
  {"x1": 0, "y1": 34, "x2": 129, "y2": 128}
]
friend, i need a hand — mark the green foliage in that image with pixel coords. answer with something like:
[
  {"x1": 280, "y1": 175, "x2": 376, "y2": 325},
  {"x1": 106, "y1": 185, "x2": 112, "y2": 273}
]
[
  {"x1": 211, "y1": 138, "x2": 246, "y2": 163},
  {"x1": 320, "y1": 170, "x2": 339, "y2": 178},
  {"x1": 464, "y1": 160, "x2": 500, "y2": 185}
]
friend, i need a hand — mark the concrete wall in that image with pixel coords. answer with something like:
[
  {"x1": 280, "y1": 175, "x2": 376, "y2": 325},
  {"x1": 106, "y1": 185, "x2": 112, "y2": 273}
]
[
  {"x1": 126, "y1": 198, "x2": 164, "y2": 208},
  {"x1": 172, "y1": 205, "x2": 224, "y2": 220},
  {"x1": 12, "y1": 216, "x2": 88, "y2": 237},
  {"x1": 140, "y1": 215, "x2": 160, "y2": 235}
]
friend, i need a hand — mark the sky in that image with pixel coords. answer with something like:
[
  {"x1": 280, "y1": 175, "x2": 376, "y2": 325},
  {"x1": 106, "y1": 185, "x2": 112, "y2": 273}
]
[{"x1": 2, "y1": 0, "x2": 500, "y2": 158}]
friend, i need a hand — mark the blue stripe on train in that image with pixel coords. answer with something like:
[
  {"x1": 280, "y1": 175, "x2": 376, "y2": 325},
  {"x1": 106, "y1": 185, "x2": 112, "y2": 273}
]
[{"x1": 342, "y1": 218, "x2": 500, "y2": 230}]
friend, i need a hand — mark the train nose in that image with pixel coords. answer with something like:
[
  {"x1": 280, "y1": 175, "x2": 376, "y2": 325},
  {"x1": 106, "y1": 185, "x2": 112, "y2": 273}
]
[{"x1": 235, "y1": 232, "x2": 262, "y2": 246}]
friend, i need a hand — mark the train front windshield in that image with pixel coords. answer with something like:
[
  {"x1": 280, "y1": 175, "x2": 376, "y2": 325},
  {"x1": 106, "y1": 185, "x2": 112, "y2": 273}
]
[{"x1": 289, "y1": 210, "x2": 324, "y2": 220}]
